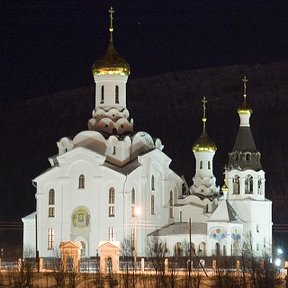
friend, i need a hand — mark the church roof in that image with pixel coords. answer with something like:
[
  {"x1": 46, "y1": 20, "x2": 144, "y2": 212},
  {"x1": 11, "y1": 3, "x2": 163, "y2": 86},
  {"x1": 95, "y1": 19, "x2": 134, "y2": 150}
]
[
  {"x1": 22, "y1": 211, "x2": 36, "y2": 221},
  {"x1": 148, "y1": 222, "x2": 207, "y2": 236},
  {"x1": 233, "y1": 127, "x2": 258, "y2": 153},
  {"x1": 103, "y1": 158, "x2": 141, "y2": 175},
  {"x1": 228, "y1": 124, "x2": 262, "y2": 171},
  {"x1": 208, "y1": 200, "x2": 242, "y2": 223}
]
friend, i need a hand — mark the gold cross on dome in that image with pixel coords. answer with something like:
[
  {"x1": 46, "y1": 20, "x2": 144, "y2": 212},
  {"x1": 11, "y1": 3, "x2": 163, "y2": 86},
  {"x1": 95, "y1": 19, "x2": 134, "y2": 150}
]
[
  {"x1": 109, "y1": 6, "x2": 115, "y2": 33},
  {"x1": 223, "y1": 165, "x2": 228, "y2": 183},
  {"x1": 202, "y1": 96, "x2": 207, "y2": 118},
  {"x1": 242, "y1": 76, "x2": 248, "y2": 96},
  {"x1": 202, "y1": 96, "x2": 207, "y2": 129}
]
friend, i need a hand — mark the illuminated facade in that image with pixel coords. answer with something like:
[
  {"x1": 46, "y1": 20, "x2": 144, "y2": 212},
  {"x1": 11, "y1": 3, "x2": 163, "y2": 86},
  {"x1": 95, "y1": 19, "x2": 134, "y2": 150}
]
[{"x1": 22, "y1": 8, "x2": 272, "y2": 259}]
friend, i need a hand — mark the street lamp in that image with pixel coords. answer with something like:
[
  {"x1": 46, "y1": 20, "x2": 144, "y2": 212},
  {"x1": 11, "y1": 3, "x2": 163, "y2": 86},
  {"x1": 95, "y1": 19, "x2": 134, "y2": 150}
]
[
  {"x1": 275, "y1": 258, "x2": 281, "y2": 267},
  {"x1": 277, "y1": 248, "x2": 283, "y2": 255},
  {"x1": 274, "y1": 247, "x2": 284, "y2": 268}
]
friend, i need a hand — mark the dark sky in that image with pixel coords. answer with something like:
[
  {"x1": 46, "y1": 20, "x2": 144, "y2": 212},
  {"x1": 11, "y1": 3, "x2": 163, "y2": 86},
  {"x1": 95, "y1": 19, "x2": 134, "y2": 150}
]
[
  {"x1": 2, "y1": 0, "x2": 288, "y2": 102},
  {"x1": 1, "y1": 0, "x2": 288, "y2": 255}
]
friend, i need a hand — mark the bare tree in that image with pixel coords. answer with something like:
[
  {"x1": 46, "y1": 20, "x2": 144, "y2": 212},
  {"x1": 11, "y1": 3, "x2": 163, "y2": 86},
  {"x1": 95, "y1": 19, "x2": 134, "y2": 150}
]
[
  {"x1": 145, "y1": 236, "x2": 169, "y2": 287},
  {"x1": 121, "y1": 237, "x2": 134, "y2": 288}
]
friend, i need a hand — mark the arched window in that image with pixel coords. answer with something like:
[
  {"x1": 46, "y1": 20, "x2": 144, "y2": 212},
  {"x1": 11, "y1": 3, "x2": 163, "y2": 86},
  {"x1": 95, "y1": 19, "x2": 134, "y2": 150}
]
[
  {"x1": 115, "y1": 85, "x2": 119, "y2": 103},
  {"x1": 79, "y1": 174, "x2": 85, "y2": 189},
  {"x1": 179, "y1": 211, "x2": 183, "y2": 223},
  {"x1": 151, "y1": 175, "x2": 155, "y2": 191},
  {"x1": 208, "y1": 161, "x2": 211, "y2": 170},
  {"x1": 48, "y1": 207, "x2": 55, "y2": 218},
  {"x1": 169, "y1": 190, "x2": 174, "y2": 218},
  {"x1": 223, "y1": 245, "x2": 227, "y2": 256},
  {"x1": 131, "y1": 188, "x2": 136, "y2": 205},
  {"x1": 258, "y1": 179, "x2": 262, "y2": 194},
  {"x1": 109, "y1": 187, "x2": 115, "y2": 217},
  {"x1": 151, "y1": 195, "x2": 155, "y2": 215},
  {"x1": 233, "y1": 175, "x2": 240, "y2": 194},
  {"x1": 48, "y1": 189, "x2": 55, "y2": 217},
  {"x1": 81, "y1": 241, "x2": 86, "y2": 257},
  {"x1": 200, "y1": 161, "x2": 203, "y2": 169},
  {"x1": 235, "y1": 153, "x2": 239, "y2": 161},
  {"x1": 246, "y1": 153, "x2": 251, "y2": 162},
  {"x1": 199, "y1": 242, "x2": 206, "y2": 256},
  {"x1": 101, "y1": 85, "x2": 104, "y2": 103},
  {"x1": 131, "y1": 188, "x2": 136, "y2": 217},
  {"x1": 49, "y1": 189, "x2": 55, "y2": 205},
  {"x1": 48, "y1": 228, "x2": 55, "y2": 249},
  {"x1": 216, "y1": 243, "x2": 221, "y2": 256},
  {"x1": 109, "y1": 187, "x2": 115, "y2": 204},
  {"x1": 174, "y1": 242, "x2": 183, "y2": 257},
  {"x1": 245, "y1": 175, "x2": 253, "y2": 194}
]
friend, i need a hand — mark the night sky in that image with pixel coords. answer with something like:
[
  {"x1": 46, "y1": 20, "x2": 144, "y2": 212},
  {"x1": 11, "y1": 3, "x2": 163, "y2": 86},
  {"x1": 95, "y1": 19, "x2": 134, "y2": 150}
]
[
  {"x1": 2, "y1": 0, "x2": 288, "y2": 256},
  {"x1": 2, "y1": 0, "x2": 288, "y2": 102}
]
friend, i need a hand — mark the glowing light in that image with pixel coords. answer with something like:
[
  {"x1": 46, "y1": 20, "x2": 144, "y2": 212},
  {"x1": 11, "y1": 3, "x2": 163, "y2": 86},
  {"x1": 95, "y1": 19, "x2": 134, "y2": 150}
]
[
  {"x1": 275, "y1": 258, "x2": 281, "y2": 267},
  {"x1": 277, "y1": 248, "x2": 283, "y2": 255},
  {"x1": 134, "y1": 207, "x2": 141, "y2": 216}
]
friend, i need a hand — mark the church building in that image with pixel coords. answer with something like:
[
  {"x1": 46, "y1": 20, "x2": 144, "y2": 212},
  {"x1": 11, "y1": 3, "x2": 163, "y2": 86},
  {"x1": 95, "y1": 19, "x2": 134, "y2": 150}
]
[{"x1": 22, "y1": 8, "x2": 272, "y2": 260}]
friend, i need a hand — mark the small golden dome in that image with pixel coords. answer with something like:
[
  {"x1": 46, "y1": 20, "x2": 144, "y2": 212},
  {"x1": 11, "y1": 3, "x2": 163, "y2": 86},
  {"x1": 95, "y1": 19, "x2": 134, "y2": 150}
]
[
  {"x1": 92, "y1": 41, "x2": 130, "y2": 76},
  {"x1": 193, "y1": 96, "x2": 217, "y2": 153},
  {"x1": 221, "y1": 181, "x2": 228, "y2": 193},
  {"x1": 192, "y1": 130, "x2": 217, "y2": 152},
  {"x1": 238, "y1": 100, "x2": 252, "y2": 115}
]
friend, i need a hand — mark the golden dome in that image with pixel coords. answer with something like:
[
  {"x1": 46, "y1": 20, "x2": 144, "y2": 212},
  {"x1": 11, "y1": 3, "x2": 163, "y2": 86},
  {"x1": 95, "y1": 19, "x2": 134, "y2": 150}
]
[
  {"x1": 192, "y1": 130, "x2": 217, "y2": 152},
  {"x1": 92, "y1": 6, "x2": 130, "y2": 76},
  {"x1": 238, "y1": 99, "x2": 252, "y2": 115},
  {"x1": 193, "y1": 96, "x2": 217, "y2": 153},
  {"x1": 92, "y1": 40, "x2": 130, "y2": 76},
  {"x1": 221, "y1": 181, "x2": 228, "y2": 193}
]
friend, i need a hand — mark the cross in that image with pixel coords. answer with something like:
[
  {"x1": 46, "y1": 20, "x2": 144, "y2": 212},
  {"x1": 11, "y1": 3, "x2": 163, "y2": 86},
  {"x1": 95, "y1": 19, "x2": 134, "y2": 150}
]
[
  {"x1": 202, "y1": 96, "x2": 207, "y2": 129},
  {"x1": 223, "y1": 165, "x2": 228, "y2": 183},
  {"x1": 242, "y1": 76, "x2": 248, "y2": 96},
  {"x1": 109, "y1": 6, "x2": 115, "y2": 33},
  {"x1": 202, "y1": 96, "x2": 207, "y2": 116}
]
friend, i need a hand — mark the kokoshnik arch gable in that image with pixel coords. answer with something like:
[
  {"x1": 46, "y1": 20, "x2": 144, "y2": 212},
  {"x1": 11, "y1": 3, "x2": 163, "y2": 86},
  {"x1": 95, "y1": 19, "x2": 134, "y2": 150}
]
[{"x1": 22, "y1": 7, "x2": 272, "y2": 259}]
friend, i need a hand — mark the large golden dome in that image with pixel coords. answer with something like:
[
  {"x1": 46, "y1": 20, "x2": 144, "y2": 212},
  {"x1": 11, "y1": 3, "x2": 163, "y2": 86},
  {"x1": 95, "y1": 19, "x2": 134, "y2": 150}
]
[
  {"x1": 192, "y1": 130, "x2": 217, "y2": 152},
  {"x1": 92, "y1": 7, "x2": 130, "y2": 76},
  {"x1": 92, "y1": 40, "x2": 130, "y2": 76}
]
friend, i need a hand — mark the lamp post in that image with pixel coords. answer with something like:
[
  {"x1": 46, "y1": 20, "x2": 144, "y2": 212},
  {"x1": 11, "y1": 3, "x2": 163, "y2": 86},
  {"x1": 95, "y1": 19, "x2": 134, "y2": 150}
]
[
  {"x1": 188, "y1": 218, "x2": 192, "y2": 282},
  {"x1": 275, "y1": 247, "x2": 283, "y2": 269}
]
